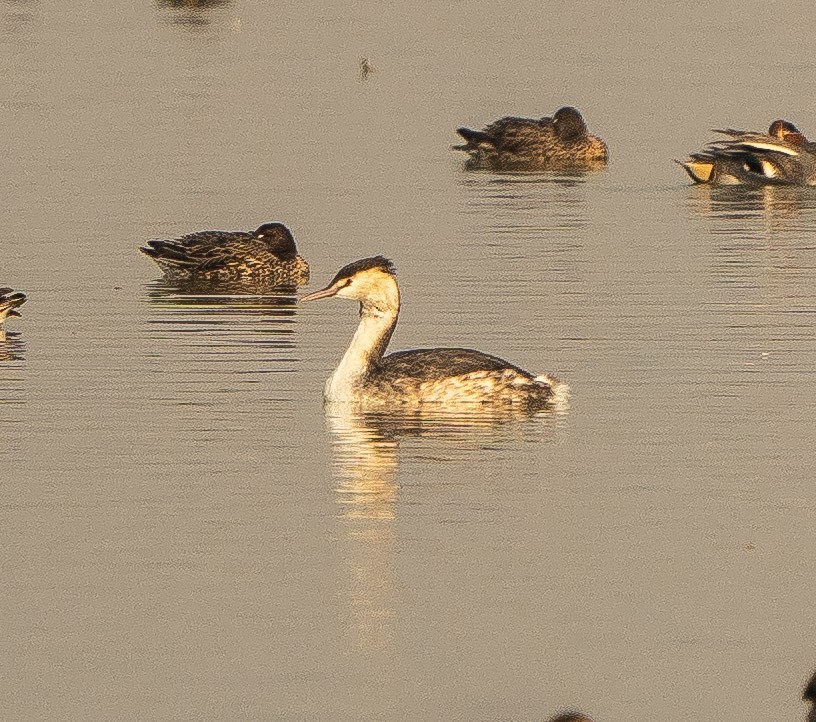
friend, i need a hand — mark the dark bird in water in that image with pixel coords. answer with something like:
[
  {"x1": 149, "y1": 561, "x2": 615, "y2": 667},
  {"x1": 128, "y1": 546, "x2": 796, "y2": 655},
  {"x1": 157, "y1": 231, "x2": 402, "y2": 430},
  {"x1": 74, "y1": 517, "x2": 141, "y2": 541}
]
[
  {"x1": 677, "y1": 119, "x2": 816, "y2": 185},
  {"x1": 547, "y1": 714, "x2": 595, "y2": 722},
  {"x1": 805, "y1": 670, "x2": 816, "y2": 722},
  {"x1": 453, "y1": 106, "x2": 608, "y2": 172},
  {"x1": 301, "y1": 256, "x2": 566, "y2": 409},
  {"x1": 0, "y1": 288, "x2": 26, "y2": 323},
  {"x1": 141, "y1": 222, "x2": 309, "y2": 289},
  {"x1": 359, "y1": 57, "x2": 375, "y2": 81}
]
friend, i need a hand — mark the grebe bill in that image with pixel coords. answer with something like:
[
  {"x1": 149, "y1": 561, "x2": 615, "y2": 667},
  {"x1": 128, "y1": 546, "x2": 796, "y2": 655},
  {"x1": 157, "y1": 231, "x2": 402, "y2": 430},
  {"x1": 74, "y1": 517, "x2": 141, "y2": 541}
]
[{"x1": 301, "y1": 256, "x2": 566, "y2": 408}]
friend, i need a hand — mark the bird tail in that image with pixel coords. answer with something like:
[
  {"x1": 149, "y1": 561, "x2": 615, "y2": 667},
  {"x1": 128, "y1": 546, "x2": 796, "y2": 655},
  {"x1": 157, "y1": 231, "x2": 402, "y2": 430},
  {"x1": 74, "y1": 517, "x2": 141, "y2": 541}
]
[
  {"x1": 0, "y1": 289, "x2": 26, "y2": 320},
  {"x1": 675, "y1": 156, "x2": 715, "y2": 184},
  {"x1": 140, "y1": 241, "x2": 197, "y2": 267},
  {"x1": 453, "y1": 127, "x2": 494, "y2": 152},
  {"x1": 535, "y1": 373, "x2": 570, "y2": 411}
]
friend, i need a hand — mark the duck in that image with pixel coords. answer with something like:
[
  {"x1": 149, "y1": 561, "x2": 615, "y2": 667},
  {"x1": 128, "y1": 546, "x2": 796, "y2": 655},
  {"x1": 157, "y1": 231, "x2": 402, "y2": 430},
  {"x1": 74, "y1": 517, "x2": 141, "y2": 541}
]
[
  {"x1": 141, "y1": 222, "x2": 309, "y2": 288},
  {"x1": 805, "y1": 670, "x2": 816, "y2": 722},
  {"x1": 301, "y1": 256, "x2": 565, "y2": 409},
  {"x1": 453, "y1": 106, "x2": 608, "y2": 172},
  {"x1": 0, "y1": 288, "x2": 26, "y2": 323},
  {"x1": 677, "y1": 120, "x2": 816, "y2": 185}
]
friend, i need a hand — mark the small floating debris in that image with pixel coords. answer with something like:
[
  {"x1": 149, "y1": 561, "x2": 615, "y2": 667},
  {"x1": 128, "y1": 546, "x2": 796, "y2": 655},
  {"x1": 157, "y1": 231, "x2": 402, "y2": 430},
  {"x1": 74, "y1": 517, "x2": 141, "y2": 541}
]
[{"x1": 359, "y1": 57, "x2": 376, "y2": 82}]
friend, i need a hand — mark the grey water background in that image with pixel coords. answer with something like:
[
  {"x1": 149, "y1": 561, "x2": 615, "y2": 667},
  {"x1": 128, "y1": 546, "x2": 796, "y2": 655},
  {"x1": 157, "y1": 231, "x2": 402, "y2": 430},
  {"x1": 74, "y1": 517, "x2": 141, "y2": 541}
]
[{"x1": 2, "y1": 1, "x2": 815, "y2": 719}]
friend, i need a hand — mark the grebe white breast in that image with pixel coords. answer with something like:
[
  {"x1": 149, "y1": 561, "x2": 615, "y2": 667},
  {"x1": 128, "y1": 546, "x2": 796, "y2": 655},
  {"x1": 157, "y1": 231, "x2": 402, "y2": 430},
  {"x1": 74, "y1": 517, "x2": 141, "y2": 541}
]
[{"x1": 301, "y1": 257, "x2": 566, "y2": 408}]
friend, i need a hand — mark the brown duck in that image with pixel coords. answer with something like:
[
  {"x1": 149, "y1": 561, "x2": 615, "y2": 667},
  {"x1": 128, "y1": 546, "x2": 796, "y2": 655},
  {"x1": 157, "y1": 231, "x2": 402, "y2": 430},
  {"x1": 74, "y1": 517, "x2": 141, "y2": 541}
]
[
  {"x1": 141, "y1": 222, "x2": 309, "y2": 288},
  {"x1": 453, "y1": 106, "x2": 608, "y2": 172}
]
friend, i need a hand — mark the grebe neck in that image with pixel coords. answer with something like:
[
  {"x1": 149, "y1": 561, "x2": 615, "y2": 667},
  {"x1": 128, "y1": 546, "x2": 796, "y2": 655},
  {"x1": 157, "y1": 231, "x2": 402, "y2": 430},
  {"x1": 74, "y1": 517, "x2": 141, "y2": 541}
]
[{"x1": 325, "y1": 299, "x2": 399, "y2": 401}]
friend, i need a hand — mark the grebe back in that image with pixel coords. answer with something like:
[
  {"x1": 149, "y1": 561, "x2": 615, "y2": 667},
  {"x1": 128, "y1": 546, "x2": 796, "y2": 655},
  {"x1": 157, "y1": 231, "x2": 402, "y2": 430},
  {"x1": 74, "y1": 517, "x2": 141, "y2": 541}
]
[{"x1": 301, "y1": 257, "x2": 565, "y2": 408}]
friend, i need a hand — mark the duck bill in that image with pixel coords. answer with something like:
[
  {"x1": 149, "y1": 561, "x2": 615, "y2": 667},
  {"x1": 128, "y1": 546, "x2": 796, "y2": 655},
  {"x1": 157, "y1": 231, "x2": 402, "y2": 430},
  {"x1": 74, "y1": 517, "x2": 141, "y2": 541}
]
[{"x1": 301, "y1": 284, "x2": 339, "y2": 302}]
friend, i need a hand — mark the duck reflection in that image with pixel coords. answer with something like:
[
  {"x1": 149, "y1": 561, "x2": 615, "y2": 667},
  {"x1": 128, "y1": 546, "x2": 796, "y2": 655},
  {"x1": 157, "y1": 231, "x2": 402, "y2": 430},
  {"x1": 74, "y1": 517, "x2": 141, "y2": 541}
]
[
  {"x1": 686, "y1": 185, "x2": 816, "y2": 383},
  {"x1": 456, "y1": 173, "x2": 589, "y2": 289},
  {"x1": 0, "y1": 331, "x2": 26, "y2": 441},
  {"x1": 686, "y1": 186, "x2": 816, "y2": 292},
  {"x1": 0, "y1": 330, "x2": 25, "y2": 363},
  {"x1": 2, "y1": 0, "x2": 37, "y2": 36},
  {"x1": 325, "y1": 403, "x2": 564, "y2": 651},
  {"x1": 459, "y1": 172, "x2": 593, "y2": 206},
  {"x1": 144, "y1": 280, "x2": 298, "y2": 355},
  {"x1": 687, "y1": 185, "x2": 816, "y2": 237},
  {"x1": 157, "y1": 0, "x2": 229, "y2": 6},
  {"x1": 143, "y1": 282, "x2": 300, "y2": 409}
]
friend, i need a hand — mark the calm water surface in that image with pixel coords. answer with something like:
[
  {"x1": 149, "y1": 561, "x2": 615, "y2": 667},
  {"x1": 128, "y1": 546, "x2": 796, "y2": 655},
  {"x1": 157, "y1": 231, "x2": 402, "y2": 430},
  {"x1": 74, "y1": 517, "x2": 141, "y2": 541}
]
[{"x1": 1, "y1": 1, "x2": 815, "y2": 720}]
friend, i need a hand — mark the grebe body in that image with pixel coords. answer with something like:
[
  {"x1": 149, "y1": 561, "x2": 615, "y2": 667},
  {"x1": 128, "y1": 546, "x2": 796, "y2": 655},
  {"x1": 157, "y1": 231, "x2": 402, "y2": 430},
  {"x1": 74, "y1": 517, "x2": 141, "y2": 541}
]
[
  {"x1": 453, "y1": 106, "x2": 607, "y2": 172},
  {"x1": 141, "y1": 222, "x2": 309, "y2": 287},
  {"x1": 678, "y1": 120, "x2": 816, "y2": 185},
  {"x1": 302, "y1": 257, "x2": 564, "y2": 409},
  {"x1": 0, "y1": 288, "x2": 26, "y2": 322}
]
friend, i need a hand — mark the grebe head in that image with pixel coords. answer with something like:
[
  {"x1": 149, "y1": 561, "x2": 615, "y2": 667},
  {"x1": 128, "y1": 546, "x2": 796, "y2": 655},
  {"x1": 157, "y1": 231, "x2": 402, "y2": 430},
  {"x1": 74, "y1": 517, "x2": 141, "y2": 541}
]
[
  {"x1": 768, "y1": 119, "x2": 806, "y2": 145},
  {"x1": 301, "y1": 256, "x2": 399, "y2": 314},
  {"x1": 253, "y1": 222, "x2": 299, "y2": 257},
  {"x1": 553, "y1": 106, "x2": 587, "y2": 140}
]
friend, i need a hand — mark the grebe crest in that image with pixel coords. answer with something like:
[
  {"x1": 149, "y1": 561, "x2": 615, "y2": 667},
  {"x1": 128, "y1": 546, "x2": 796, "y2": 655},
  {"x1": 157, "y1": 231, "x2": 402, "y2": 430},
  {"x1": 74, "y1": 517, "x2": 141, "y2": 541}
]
[
  {"x1": 302, "y1": 256, "x2": 566, "y2": 409},
  {"x1": 313, "y1": 256, "x2": 399, "y2": 310},
  {"x1": 141, "y1": 221, "x2": 309, "y2": 288},
  {"x1": 0, "y1": 288, "x2": 26, "y2": 322}
]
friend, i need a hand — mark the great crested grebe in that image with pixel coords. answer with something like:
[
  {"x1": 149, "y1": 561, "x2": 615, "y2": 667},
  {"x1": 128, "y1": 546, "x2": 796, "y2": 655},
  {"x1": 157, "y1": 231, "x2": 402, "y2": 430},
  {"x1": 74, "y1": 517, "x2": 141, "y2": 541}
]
[
  {"x1": 677, "y1": 119, "x2": 816, "y2": 185},
  {"x1": 0, "y1": 288, "x2": 26, "y2": 323},
  {"x1": 453, "y1": 106, "x2": 608, "y2": 172},
  {"x1": 141, "y1": 222, "x2": 309, "y2": 287},
  {"x1": 301, "y1": 257, "x2": 565, "y2": 408}
]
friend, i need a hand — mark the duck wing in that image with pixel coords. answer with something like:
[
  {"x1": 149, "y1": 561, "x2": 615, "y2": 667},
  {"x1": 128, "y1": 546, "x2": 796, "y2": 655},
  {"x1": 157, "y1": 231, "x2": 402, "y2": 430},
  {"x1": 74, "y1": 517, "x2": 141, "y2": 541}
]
[
  {"x1": 141, "y1": 230, "x2": 253, "y2": 268},
  {"x1": 455, "y1": 116, "x2": 548, "y2": 152}
]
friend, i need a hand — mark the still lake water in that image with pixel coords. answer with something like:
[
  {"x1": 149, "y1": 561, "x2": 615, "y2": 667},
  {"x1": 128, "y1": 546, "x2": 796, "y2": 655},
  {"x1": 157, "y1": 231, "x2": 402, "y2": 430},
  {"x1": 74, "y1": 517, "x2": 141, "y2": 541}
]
[{"x1": 2, "y1": 1, "x2": 815, "y2": 719}]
